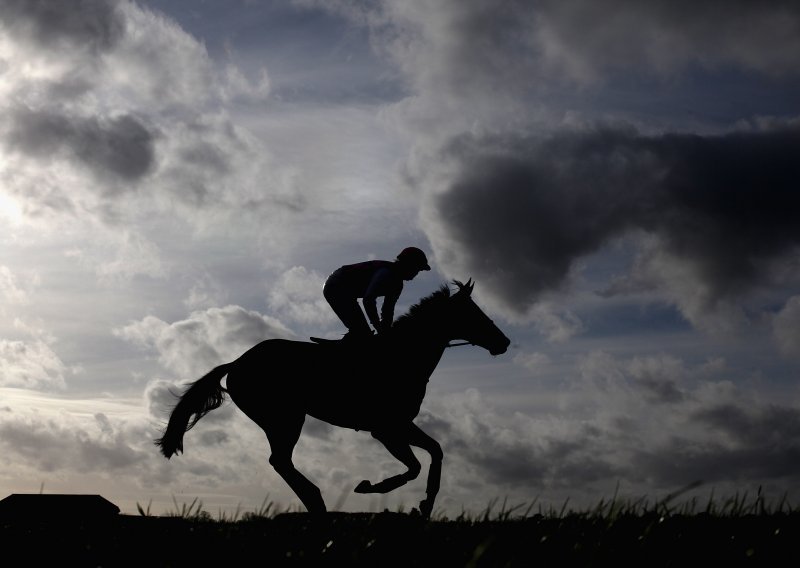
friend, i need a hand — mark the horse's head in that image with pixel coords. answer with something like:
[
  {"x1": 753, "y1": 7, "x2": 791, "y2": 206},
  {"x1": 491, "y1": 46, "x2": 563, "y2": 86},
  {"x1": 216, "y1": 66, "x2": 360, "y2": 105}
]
[{"x1": 448, "y1": 279, "x2": 510, "y2": 356}]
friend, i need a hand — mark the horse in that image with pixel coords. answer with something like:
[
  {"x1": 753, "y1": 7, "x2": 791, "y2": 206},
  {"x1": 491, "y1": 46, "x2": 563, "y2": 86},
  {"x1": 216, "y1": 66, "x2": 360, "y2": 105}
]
[{"x1": 155, "y1": 279, "x2": 510, "y2": 518}]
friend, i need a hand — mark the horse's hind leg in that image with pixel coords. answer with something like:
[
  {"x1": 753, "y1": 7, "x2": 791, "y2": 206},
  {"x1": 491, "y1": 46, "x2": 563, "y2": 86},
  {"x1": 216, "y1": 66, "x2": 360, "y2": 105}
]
[
  {"x1": 354, "y1": 428, "x2": 421, "y2": 495},
  {"x1": 263, "y1": 413, "x2": 326, "y2": 514}
]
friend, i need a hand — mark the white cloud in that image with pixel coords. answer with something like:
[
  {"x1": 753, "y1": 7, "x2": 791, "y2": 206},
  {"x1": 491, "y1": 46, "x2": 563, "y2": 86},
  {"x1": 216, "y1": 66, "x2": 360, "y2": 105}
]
[
  {"x1": 622, "y1": 242, "x2": 750, "y2": 335},
  {"x1": 0, "y1": 339, "x2": 69, "y2": 390},
  {"x1": 267, "y1": 266, "x2": 336, "y2": 327},
  {"x1": 513, "y1": 351, "x2": 552, "y2": 373},
  {"x1": 184, "y1": 274, "x2": 230, "y2": 311},
  {"x1": 0, "y1": 388, "x2": 180, "y2": 513},
  {"x1": 0, "y1": 0, "x2": 293, "y2": 235},
  {"x1": 0, "y1": 265, "x2": 30, "y2": 304},
  {"x1": 95, "y1": 231, "x2": 169, "y2": 282},
  {"x1": 114, "y1": 305, "x2": 295, "y2": 378},
  {"x1": 529, "y1": 303, "x2": 584, "y2": 342}
]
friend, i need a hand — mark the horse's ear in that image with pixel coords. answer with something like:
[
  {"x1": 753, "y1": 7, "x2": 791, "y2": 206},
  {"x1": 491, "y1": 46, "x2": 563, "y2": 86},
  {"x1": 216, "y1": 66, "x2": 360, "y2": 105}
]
[
  {"x1": 452, "y1": 279, "x2": 474, "y2": 296},
  {"x1": 454, "y1": 278, "x2": 474, "y2": 295}
]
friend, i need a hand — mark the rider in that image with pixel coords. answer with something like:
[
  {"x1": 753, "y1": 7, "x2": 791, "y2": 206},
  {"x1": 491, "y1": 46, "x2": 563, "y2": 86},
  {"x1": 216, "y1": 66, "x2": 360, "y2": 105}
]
[{"x1": 323, "y1": 247, "x2": 431, "y2": 342}]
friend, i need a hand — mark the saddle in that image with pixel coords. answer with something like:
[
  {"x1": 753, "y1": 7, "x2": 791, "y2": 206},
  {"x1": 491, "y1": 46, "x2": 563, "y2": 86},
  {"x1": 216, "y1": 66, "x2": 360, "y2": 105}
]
[
  {"x1": 309, "y1": 332, "x2": 378, "y2": 346},
  {"x1": 309, "y1": 336, "x2": 340, "y2": 345}
]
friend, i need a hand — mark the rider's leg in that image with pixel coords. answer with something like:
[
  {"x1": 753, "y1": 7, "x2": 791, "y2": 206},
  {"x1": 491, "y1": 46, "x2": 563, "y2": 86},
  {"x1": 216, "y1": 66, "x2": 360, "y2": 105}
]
[
  {"x1": 335, "y1": 299, "x2": 372, "y2": 339},
  {"x1": 323, "y1": 281, "x2": 372, "y2": 338}
]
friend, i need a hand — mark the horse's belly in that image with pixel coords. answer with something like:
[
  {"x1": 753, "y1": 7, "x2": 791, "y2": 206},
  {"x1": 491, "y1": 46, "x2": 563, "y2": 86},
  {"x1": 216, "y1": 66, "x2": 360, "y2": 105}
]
[
  {"x1": 307, "y1": 407, "x2": 410, "y2": 433},
  {"x1": 306, "y1": 383, "x2": 423, "y2": 432}
]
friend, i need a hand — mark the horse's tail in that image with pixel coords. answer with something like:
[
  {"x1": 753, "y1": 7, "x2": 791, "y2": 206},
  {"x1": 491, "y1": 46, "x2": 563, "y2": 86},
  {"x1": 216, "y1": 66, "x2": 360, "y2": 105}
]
[{"x1": 155, "y1": 363, "x2": 232, "y2": 459}]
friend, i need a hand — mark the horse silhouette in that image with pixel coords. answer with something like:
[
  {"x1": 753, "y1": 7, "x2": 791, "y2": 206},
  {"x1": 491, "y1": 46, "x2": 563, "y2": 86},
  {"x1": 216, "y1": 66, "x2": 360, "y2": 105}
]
[{"x1": 155, "y1": 280, "x2": 510, "y2": 518}]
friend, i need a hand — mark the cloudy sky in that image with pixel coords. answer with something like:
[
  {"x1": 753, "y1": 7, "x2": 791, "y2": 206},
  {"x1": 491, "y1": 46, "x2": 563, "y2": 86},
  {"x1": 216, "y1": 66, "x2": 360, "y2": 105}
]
[{"x1": 1, "y1": 0, "x2": 799, "y2": 517}]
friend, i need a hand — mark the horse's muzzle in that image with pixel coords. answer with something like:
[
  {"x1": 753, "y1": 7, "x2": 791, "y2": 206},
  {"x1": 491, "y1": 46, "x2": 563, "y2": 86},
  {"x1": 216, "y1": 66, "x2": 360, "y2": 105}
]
[{"x1": 489, "y1": 336, "x2": 511, "y2": 356}]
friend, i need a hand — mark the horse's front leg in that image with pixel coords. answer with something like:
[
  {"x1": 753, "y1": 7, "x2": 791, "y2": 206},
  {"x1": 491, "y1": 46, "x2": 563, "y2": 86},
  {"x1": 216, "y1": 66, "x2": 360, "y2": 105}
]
[
  {"x1": 407, "y1": 423, "x2": 443, "y2": 519},
  {"x1": 354, "y1": 429, "x2": 420, "y2": 495}
]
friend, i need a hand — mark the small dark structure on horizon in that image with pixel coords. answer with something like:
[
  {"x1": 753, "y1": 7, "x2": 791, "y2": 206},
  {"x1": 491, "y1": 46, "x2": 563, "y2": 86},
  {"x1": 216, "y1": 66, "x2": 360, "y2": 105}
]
[{"x1": 0, "y1": 494, "x2": 120, "y2": 520}]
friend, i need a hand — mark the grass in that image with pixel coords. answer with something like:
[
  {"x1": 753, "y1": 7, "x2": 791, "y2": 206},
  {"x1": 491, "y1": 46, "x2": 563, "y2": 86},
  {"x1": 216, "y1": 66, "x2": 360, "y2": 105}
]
[
  {"x1": 138, "y1": 483, "x2": 797, "y2": 523},
  {"x1": 135, "y1": 493, "x2": 301, "y2": 522},
  {"x1": 5, "y1": 487, "x2": 799, "y2": 566}
]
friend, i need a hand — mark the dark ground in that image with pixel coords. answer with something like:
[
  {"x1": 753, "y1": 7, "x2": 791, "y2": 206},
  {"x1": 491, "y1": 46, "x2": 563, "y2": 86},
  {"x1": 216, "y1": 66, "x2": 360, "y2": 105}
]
[{"x1": 2, "y1": 510, "x2": 799, "y2": 566}]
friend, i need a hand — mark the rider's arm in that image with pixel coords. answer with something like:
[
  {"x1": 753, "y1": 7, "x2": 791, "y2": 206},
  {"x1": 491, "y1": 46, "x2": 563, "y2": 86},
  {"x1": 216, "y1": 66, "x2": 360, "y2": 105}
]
[
  {"x1": 362, "y1": 270, "x2": 389, "y2": 331},
  {"x1": 380, "y1": 286, "x2": 402, "y2": 332}
]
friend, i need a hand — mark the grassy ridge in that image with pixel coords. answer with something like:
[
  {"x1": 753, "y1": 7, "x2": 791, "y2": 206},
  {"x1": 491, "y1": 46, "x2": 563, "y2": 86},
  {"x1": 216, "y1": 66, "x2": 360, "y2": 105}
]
[{"x1": 2, "y1": 493, "x2": 799, "y2": 566}]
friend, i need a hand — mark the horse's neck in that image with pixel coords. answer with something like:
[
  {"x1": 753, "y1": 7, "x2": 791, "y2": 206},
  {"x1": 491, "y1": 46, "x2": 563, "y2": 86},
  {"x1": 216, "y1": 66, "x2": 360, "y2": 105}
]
[
  {"x1": 410, "y1": 338, "x2": 447, "y2": 374},
  {"x1": 393, "y1": 317, "x2": 446, "y2": 346},
  {"x1": 390, "y1": 323, "x2": 448, "y2": 376},
  {"x1": 378, "y1": 341, "x2": 444, "y2": 391}
]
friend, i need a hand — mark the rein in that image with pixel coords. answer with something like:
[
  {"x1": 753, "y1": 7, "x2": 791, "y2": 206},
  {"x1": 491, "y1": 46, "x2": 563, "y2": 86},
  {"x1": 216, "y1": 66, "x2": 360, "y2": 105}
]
[{"x1": 446, "y1": 341, "x2": 472, "y2": 348}]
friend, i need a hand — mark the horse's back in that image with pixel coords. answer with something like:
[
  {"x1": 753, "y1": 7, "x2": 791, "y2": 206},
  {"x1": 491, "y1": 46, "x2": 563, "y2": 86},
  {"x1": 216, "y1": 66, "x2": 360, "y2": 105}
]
[
  {"x1": 225, "y1": 337, "x2": 407, "y2": 429},
  {"x1": 228, "y1": 338, "x2": 366, "y2": 391}
]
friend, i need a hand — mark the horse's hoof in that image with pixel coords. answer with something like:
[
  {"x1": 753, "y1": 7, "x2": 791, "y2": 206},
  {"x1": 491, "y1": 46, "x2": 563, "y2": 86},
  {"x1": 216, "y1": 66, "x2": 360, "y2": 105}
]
[{"x1": 354, "y1": 480, "x2": 372, "y2": 493}]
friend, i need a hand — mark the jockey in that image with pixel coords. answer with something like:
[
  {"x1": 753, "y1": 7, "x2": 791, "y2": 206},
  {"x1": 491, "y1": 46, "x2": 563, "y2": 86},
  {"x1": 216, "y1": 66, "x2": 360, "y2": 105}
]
[{"x1": 323, "y1": 247, "x2": 431, "y2": 342}]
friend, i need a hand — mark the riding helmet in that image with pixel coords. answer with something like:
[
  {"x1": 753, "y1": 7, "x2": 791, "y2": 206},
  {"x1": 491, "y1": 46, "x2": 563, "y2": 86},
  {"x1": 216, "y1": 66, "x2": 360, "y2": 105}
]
[{"x1": 397, "y1": 247, "x2": 431, "y2": 271}]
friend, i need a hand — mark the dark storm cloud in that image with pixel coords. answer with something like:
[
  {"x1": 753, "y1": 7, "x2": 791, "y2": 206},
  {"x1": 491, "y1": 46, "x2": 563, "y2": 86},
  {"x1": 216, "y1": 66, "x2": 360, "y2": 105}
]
[
  {"x1": 425, "y1": 0, "x2": 800, "y2": 85},
  {"x1": 533, "y1": 0, "x2": 800, "y2": 79},
  {"x1": 420, "y1": 407, "x2": 620, "y2": 489},
  {"x1": 430, "y1": 123, "x2": 800, "y2": 312},
  {"x1": 0, "y1": 0, "x2": 125, "y2": 53},
  {"x1": 692, "y1": 403, "x2": 800, "y2": 449},
  {"x1": 630, "y1": 403, "x2": 800, "y2": 486},
  {"x1": 415, "y1": 0, "x2": 538, "y2": 97},
  {"x1": 4, "y1": 107, "x2": 156, "y2": 186},
  {"x1": 465, "y1": 436, "x2": 621, "y2": 489},
  {"x1": 633, "y1": 438, "x2": 800, "y2": 488},
  {"x1": 425, "y1": 388, "x2": 800, "y2": 498},
  {"x1": 635, "y1": 376, "x2": 684, "y2": 405},
  {"x1": 332, "y1": 0, "x2": 800, "y2": 108}
]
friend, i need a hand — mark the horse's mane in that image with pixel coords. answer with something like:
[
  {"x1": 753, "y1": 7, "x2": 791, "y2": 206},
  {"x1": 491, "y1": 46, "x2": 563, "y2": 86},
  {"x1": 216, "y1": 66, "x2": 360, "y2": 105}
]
[{"x1": 393, "y1": 282, "x2": 454, "y2": 329}]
